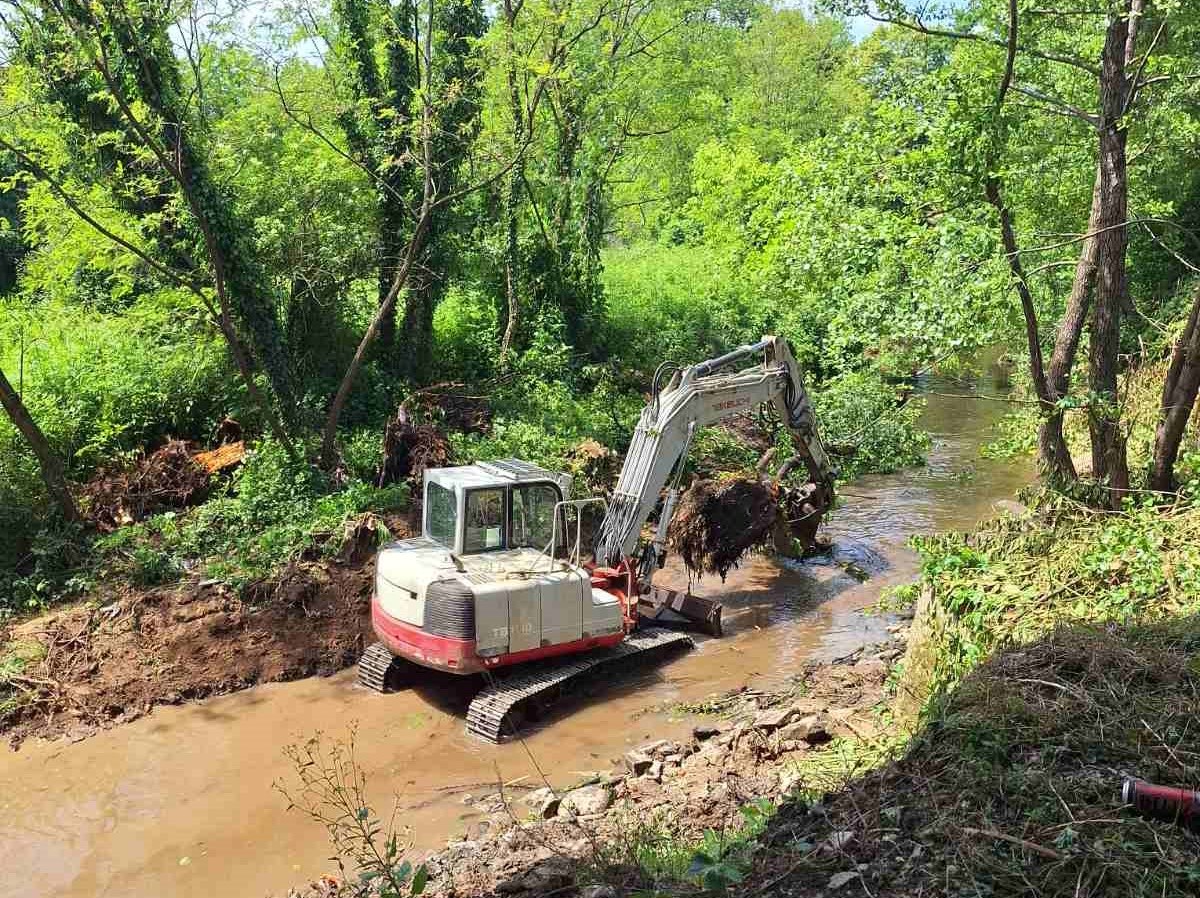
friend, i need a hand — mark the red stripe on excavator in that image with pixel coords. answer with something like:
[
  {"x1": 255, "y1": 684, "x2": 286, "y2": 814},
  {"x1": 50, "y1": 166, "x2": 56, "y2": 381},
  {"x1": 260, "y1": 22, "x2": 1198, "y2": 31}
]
[{"x1": 372, "y1": 598, "x2": 627, "y2": 676}]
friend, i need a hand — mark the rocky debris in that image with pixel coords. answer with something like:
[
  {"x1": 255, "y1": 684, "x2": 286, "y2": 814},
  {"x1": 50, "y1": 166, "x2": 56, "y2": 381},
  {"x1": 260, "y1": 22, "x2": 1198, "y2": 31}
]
[
  {"x1": 393, "y1": 631, "x2": 908, "y2": 898},
  {"x1": 624, "y1": 750, "x2": 654, "y2": 776},
  {"x1": 496, "y1": 857, "x2": 573, "y2": 895},
  {"x1": 559, "y1": 784, "x2": 612, "y2": 817},
  {"x1": 523, "y1": 787, "x2": 561, "y2": 819},
  {"x1": 777, "y1": 714, "x2": 828, "y2": 745}
]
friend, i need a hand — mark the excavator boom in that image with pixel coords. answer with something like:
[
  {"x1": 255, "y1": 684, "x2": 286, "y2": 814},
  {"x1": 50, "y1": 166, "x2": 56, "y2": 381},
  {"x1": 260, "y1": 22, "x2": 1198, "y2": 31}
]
[{"x1": 595, "y1": 336, "x2": 834, "y2": 570}]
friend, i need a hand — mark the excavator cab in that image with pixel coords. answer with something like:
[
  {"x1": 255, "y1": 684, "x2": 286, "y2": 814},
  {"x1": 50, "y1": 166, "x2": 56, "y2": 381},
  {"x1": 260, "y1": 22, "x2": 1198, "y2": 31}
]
[{"x1": 421, "y1": 459, "x2": 572, "y2": 558}]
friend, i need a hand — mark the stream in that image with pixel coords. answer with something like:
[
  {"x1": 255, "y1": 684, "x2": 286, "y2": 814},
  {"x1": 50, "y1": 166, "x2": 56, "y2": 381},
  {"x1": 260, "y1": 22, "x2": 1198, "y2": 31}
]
[{"x1": 0, "y1": 361, "x2": 1033, "y2": 898}]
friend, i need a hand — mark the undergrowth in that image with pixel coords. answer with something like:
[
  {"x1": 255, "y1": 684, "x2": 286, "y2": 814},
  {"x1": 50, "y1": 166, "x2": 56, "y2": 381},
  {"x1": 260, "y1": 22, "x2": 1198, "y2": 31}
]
[{"x1": 739, "y1": 494, "x2": 1200, "y2": 897}]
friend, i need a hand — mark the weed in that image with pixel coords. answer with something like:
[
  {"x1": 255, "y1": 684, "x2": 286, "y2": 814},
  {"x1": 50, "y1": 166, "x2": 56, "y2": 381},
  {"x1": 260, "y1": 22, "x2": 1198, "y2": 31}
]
[{"x1": 276, "y1": 729, "x2": 428, "y2": 898}]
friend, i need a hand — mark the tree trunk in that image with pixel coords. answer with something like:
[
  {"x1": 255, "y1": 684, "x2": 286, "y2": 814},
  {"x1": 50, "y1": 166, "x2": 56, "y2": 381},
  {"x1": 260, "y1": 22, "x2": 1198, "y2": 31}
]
[
  {"x1": 497, "y1": 0, "x2": 524, "y2": 369},
  {"x1": 0, "y1": 367, "x2": 79, "y2": 523},
  {"x1": 323, "y1": 207, "x2": 432, "y2": 465},
  {"x1": 984, "y1": 177, "x2": 1058, "y2": 437},
  {"x1": 400, "y1": 239, "x2": 438, "y2": 384},
  {"x1": 1038, "y1": 167, "x2": 1103, "y2": 480},
  {"x1": 1149, "y1": 288, "x2": 1200, "y2": 492},
  {"x1": 1088, "y1": 15, "x2": 1132, "y2": 506}
]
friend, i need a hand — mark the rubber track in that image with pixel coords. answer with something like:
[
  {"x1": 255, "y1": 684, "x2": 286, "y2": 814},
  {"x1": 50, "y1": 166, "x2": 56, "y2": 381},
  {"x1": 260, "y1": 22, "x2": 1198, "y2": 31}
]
[
  {"x1": 466, "y1": 628, "x2": 693, "y2": 743},
  {"x1": 358, "y1": 642, "x2": 401, "y2": 692}
]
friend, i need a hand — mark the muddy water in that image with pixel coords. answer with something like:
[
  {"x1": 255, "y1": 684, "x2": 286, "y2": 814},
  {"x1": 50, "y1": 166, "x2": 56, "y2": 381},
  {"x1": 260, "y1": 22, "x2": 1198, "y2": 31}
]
[{"x1": 0, "y1": 363, "x2": 1032, "y2": 898}]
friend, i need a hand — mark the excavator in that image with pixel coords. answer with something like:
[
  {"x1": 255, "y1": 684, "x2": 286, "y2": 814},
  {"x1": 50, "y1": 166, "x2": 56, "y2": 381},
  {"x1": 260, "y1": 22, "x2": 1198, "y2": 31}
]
[{"x1": 359, "y1": 336, "x2": 835, "y2": 741}]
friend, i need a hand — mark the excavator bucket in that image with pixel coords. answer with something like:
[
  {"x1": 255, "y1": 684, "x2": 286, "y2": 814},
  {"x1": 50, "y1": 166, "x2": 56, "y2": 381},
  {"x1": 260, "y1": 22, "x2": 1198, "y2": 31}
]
[{"x1": 638, "y1": 585, "x2": 723, "y2": 637}]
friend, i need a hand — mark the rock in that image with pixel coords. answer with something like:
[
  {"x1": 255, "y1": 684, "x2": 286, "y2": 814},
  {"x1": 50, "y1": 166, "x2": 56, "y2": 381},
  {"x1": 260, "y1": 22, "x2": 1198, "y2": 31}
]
[
  {"x1": 778, "y1": 714, "x2": 829, "y2": 745},
  {"x1": 693, "y1": 723, "x2": 724, "y2": 741},
  {"x1": 827, "y1": 871, "x2": 860, "y2": 891},
  {"x1": 663, "y1": 753, "x2": 683, "y2": 767},
  {"x1": 521, "y1": 857, "x2": 573, "y2": 892},
  {"x1": 461, "y1": 793, "x2": 476, "y2": 805},
  {"x1": 624, "y1": 750, "x2": 654, "y2": 776},
  {"x1": 788, "y1": 696, "x2": 825, "y2": 716},
  {"x1": 752, "y1": 707, "x2": 793, "y2": 730},
  {"x1": 821, "y1": 830, "x2": 856, "y2": 854},
  {"x1": 578, "y1": 886, "x2": 617, "y2": 898},
  {"x1": 495, "y1": 878, "x2": 525, "y2": 895},
  {"x1": 647, "y1": 760, "x2": 663, "y2": 782},
  {"x1": 854, "y1": 658, "x2": 887, "y2": 679},
  {"x1": 536, "y1": 794, "x2": 561, "y2": 819},
  {"x1": 637, "y1": 738, "x2": 679, "y2": 756},
  {"x1": 560, "y1": 784, "x2": 612, "y2": 817}
]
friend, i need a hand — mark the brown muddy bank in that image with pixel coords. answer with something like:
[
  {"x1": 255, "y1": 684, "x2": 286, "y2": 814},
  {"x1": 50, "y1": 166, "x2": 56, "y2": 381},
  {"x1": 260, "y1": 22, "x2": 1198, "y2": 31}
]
[{"x1": 0, "y1": 559, "x2": 375, "y2": 747}]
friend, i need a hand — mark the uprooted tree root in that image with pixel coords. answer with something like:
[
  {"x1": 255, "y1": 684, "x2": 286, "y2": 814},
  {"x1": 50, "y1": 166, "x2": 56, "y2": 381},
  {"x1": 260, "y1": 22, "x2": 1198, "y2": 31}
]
[
  {"x1": 80, "y1": 439, "x2": 212, "y2": 532},
  {"x1": 376, "y1": 407, "x2": 453, "y2": 490},
  {"x1": 744, "y1": 621, "x2": 1200, "y2": 897},
  {"x1": 667, "y1": 478, "x2": 783, "y2": 580},
  {"x1": 667, "y1": 476, "x2": 827, "y2": 580}
]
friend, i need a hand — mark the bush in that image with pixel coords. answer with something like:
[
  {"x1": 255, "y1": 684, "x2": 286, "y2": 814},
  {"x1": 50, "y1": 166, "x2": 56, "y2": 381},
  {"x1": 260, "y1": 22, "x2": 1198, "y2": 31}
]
[{"x1": 813, "y1": 371, "x2": 930, "y2": 479}]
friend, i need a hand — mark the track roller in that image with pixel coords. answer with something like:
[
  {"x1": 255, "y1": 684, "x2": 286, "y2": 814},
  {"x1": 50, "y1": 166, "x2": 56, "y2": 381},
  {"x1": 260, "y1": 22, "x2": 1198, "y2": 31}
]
[
  {"x1": 466, "y1": 627, "x2": 693, "y2": 743},
  {"x1": 357, "y1": 642, "x2": 408, "y2": 692}
]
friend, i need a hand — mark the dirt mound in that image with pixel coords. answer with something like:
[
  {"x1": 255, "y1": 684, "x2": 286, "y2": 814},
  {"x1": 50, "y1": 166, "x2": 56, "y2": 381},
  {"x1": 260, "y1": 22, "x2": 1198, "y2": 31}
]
[
  {"x1": 376, "y1": 408, "x2": 453, "y2": 490},
  {"x1": 0, "y1": 561, "x2": 373, "y2": 748},
  {"x1": 667, "y1": 477, "x2": 784, "y2": 580},
  {"x1": 80, "y1": 439, "x2": 211, "y2": 532}
]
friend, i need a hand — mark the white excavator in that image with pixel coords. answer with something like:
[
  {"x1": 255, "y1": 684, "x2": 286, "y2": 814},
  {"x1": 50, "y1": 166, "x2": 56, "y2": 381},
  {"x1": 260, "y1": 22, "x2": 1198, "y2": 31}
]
[{"x1": 359, "y1": 336, "x2": 835, "y2": 741}]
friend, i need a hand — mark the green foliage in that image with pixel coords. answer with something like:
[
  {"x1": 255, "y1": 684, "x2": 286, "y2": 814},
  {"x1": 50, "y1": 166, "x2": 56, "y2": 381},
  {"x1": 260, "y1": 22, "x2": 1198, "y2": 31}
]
[
  {"x1": 814, "y1": 371, "x2": 930, "y2": 479},
  {"x1": 139, "y1": 438, "x2": 407, "y2": 587},
  {"x1": 910, "y1": 495, "x2": 1200, "y2": 702},
  {"x1": 684, "y1": 799, "x2": 775, "y2": 892}
]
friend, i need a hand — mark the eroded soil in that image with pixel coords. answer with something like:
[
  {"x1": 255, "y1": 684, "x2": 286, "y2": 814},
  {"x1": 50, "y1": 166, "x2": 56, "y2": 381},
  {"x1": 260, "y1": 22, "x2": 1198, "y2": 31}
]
[{"x1": 1, "y1": 512, "x2": 416, "y2": 747}]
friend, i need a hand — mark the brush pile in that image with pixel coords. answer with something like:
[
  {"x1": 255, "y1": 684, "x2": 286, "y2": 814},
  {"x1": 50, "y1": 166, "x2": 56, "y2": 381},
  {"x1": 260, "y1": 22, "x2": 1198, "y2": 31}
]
[
  {"x1": 667, "y1": 477, "x2": 784, "y2": 580},
  {"x1": 80, "y1": 440, "x2": 211, "y2": 531},
  {"x1": 668, "y1": 475, "x2": 831, "y2": 580},
  {"x1": 376, "y1": 407, "x2": 453, "y2": 490}
]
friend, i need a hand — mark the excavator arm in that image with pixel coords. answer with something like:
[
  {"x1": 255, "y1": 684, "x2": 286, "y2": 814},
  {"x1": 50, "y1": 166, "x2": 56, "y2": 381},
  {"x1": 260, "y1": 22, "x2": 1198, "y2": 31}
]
[{"x1": 595, "y1": 336, "x2": 834, "y2": 572}]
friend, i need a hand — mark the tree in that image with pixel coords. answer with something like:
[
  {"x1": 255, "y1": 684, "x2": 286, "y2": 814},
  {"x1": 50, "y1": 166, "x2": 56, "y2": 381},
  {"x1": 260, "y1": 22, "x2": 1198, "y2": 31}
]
[
  {"x1": 4, "y1": 0, "x2": 298, "y2": 447},
  {"x1": 0, "y1": 365, "x2": 78, "y2": 522}
]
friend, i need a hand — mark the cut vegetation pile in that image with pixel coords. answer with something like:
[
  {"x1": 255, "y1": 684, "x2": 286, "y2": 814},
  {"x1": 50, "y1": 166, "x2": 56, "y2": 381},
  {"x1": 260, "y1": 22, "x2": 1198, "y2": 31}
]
[
  {"x1": 667, "y1": 475, "x2": 828, "y2": 580},
  {"x1": 80, "y1": 439, "x2": 212, "y2": 531},
  {"x1": 667, "y1": 477, "x2": 783, "y2": 580}
]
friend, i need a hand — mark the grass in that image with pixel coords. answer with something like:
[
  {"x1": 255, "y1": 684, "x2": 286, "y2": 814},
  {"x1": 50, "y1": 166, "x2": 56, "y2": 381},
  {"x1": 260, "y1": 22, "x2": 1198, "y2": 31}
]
[{"x1": 735, "y1": 493, "x2": 1200, "y2": 897}]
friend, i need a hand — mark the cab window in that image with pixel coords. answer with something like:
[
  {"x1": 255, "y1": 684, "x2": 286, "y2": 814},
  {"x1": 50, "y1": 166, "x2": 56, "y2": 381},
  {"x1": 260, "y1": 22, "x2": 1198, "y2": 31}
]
[
  {"x1": 511, "y1": 483, "x2": 561, "y2": 551},
  {"x1": 426, "y1": 482, "x2": 456, "y2": 548},
  {"x1": 464, "y1": 488, "x2": 505, "y2": 552}
]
